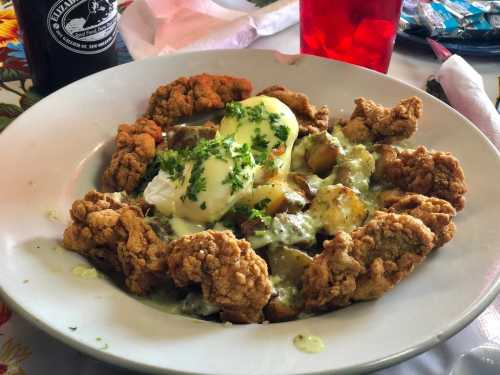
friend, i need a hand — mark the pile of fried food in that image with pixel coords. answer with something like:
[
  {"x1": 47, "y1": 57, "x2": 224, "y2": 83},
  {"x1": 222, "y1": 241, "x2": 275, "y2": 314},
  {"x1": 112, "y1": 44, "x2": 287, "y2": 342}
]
[{"x1": 62, "y1": 73, "x2": 466, "y2": 324}]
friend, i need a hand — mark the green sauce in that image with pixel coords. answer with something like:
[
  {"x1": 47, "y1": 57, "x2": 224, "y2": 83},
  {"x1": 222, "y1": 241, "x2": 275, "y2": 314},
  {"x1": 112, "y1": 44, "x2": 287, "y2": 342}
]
[
  {"x1": 361, "y1": 190, "x2": 381, "y2": 217},
  {"x1": 272, "y1": 280, "x2": 302, "y2": 307},
  {"x1": 248, "y1": 212, "x2": 318, "y2": 249},
  {"x1": 293, "y1": 334, "x2": 325, "y2": 353},
  {"x1": 72, "y1": 265, "x2": 99, "y2": 279},
  {"x1": 46, "y1": 209, "x2": 59, "y2": 222},
  {"x1": 170, "y1": 217, "x2": 205, "y2": 237}
]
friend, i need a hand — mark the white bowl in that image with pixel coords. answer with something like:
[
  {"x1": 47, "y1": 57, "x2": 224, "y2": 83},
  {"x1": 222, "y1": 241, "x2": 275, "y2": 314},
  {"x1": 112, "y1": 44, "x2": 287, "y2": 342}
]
[{"x1": 1, "y1": 50, "x2": 499, "y2": 375}]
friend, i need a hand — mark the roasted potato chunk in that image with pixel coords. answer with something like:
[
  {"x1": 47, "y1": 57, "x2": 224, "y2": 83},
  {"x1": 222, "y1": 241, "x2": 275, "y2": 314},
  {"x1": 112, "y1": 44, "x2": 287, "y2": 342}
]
[
  {"x1": 308, "y1": 184, "x2": 367, "y2": 235},
  {"x1": 305, "y1": 132, "x2": 342, "y2": 176},
  {"x1": 265, "y1": 246, "x2": 311, "y2": 322},
  {"x1": 166, "y1": 122, "x2": 218, "y2": 150},
  {"x1": 288, "y1": 173, "x2": 323, "y2": 200},
  {"x1": 268, "y1": 246, "x2": 313, "y2": 285},
  {"x1": 292, "y1": 131, "x2": 343, "y2": 175}
]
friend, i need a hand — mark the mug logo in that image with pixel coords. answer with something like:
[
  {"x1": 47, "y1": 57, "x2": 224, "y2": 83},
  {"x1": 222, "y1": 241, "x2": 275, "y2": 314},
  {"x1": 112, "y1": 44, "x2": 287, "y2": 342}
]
[{"x1": 47, "y1": 0, "x2": 118, "y2": 55}]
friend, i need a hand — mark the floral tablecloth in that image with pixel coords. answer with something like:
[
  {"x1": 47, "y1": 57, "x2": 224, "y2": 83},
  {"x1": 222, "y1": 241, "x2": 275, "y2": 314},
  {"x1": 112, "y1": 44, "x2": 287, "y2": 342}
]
[
  {"x1": 0, "y1": 1, "x2": 35, "y2": 370},
  {"x1": 1, "y1": 1, "x2": 500, "y2": 374}
]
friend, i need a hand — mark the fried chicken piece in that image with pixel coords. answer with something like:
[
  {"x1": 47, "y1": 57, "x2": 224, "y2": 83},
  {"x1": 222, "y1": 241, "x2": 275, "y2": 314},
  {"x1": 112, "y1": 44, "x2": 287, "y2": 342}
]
[
  {"x1": 258, "y1": 85, "x2": 330, "y2": 136},
  {"x1": 377, "y1": 188, "x2": 407, "y2": 208},
  {"x1": 350, "y1": 212, "x2": 435, "y2": 300},
  {"x1": 387, "y1": 194, "x2": 456, "y2": 248},
  {"x1": 302, "y1": 232, "x2": 365, "y2": 311},
  {"x1": 166, "y1": 230, "x2": 272, "y2": 323},
  {"x1": 121, "y1": 194, "x2": 154, "y2": 216},
  {"x1": 147, "y1": 74, "x2": 253, "y2": 128},
  {"x1": 68, "y1": 190, "x2": 124, "y2": 223},
  {"x1": 375, "y1": 145, "x2": 467, "y2": 210},
  {"x1": 98, "y1": 191, "x2": 154, "y2": 216},
  {"x1": 342, "y1": 96, "x2": 422, "y2": 143},
  {"x1": 166, "y1": 121, "x2": 218, "y2": 150},
  {"x1": 303, "y1": 212, "x2": 435, "y2": 311},
  {"x1": 63, "y1": 191, "x2": 168, "y2": 295},
  {"x1": 102, "y1": 118, "x2": 163, "y2": 193},
  {"x1": 372, "y1": 144, "x2": 398, "y2": 182},
  {"x1": 341, "y1": 117, "x2": 372, "y2": 144}
]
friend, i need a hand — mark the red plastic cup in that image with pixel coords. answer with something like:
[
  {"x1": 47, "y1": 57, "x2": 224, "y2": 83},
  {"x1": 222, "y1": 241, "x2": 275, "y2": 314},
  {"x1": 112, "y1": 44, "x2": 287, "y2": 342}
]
[{"x1": 300, "y1": 0, "x2": 403, "y2": 73}]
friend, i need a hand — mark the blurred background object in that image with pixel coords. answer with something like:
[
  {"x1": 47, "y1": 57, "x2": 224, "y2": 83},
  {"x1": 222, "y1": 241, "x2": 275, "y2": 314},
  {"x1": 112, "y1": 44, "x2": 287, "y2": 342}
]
[
  {"x1": 13, "y1": 0, "x2": 119, "y2": 94},
  {"x1": 119, "y1": 0, "x2": 298, "y2": 59},
  {"x1": 427, "y1": 38, "x2": 500, "y2": 147},
  {"x1": 300, "y1": 0, "x2": 403, "y2": 73},
  {"x1": 397, "y1": 0, "x2": 500, "y2": 57}
]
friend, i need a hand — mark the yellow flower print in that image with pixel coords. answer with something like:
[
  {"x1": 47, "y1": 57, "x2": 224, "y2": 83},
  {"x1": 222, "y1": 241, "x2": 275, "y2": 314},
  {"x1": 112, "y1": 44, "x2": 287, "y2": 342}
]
[
  {"x1": 0, "y1": 9, "x2": 19, "y2": 48},
  {"x1": 0, "y1": 338, "x2": 30, "y2": 375}
]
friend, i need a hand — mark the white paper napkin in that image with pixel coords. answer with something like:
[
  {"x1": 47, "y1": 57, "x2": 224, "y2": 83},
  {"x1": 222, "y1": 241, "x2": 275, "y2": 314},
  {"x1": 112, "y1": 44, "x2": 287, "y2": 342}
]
[
  {"x1": 119, "y1": 0, "x2": 299, "y2": 60},
  {"x1": 436, "y1": 55, "x2": 500, "y2": 149},
  {"x1": 450, "y1": 345, "x2": 500, "y2": 375}
]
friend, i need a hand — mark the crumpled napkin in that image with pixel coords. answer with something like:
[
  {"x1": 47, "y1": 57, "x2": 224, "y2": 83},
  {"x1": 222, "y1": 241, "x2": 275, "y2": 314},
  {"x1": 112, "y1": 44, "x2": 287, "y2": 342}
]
[
  {"x1": 119, "y1": 0, "x2": 299, "y2": 60},
  {"x1": 450, "y1": 345, "x2": 500, "y2": 375},
  {"x1": 436, "y1": 54, "x2": 500, "y2": 149}
]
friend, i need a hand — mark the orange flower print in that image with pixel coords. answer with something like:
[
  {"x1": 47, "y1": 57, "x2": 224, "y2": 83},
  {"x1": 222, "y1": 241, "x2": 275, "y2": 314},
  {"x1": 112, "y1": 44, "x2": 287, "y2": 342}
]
[
  {"x1": 0, "y1": 338, "x2": 30, "y2": 375},
  {"x1": 0, "y1": 9, "x2": 19, "y2": 48},
  {"x1": 0, "y1": 302, "x2": 11, "y2": 329}
]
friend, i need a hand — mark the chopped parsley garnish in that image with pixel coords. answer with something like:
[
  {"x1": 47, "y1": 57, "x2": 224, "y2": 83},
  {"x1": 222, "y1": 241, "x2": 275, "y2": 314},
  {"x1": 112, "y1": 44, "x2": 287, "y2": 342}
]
[
  {"x1": 134, "y1": 157, "x2": 160, "y2": 194},
  {"x1": 156, "y1": 136, "x2": 255, "y2": 201},
  {"x1": 268, "y1": 112, "x2": 280, "y2": 123},
  {"x1": 255, "y1": 198, "x2": 271, "y2": 211},
  {"x1": 183, "y1": 163, "x2": 206, "y2": 202},
  {"x1": 268, "y1": 111, "x2": 290, "y2": 144},
  {"x1": 251, "y1": 127, "x2": 270, "y2": 164},
  {"x1": 222, "y1": 136, "x2": 234, "y2": 153},
  {"x1": 272, "y1": 124, "x2": 290, "y2": 143},
  {"x1": 246, "y1": 103, "x2": 267, "y2": 122},
  {"x1": 140, "y1": 100, "x2": 294, "y2": 198},
  {"x1": 253, "y1": 152, "x2": 267, "y2": 165},
  {"x1": 262, "y1": 156, "x2": 282, "y2": 173},
  {"x1": 157, "y1": 150, "x2": 184, "y2": 180},
  {"x1": 225, "y1": 102, "x2": 245, "y2": 120},
  {"x1": 231, "y1": 202, "x2": 272, "y2": 226},
  {"x1": 251, "y1": 127, "x2": 269, "y2": 152},
  {"x1": 225, "y1": 101, "x2": 291, "y2": 165},
  {"x1": 179, "y1": 138, "x2": 227, "y2": 201},
  {"x1": 200, "y1": 202, "x2": 207, "y2": 210},
  {"x1": 223, "y1": 170, "x2": 245, "y2": 194},
  {"x1": 222, "y1": 143, "x2": 254, "y2": 194}
]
